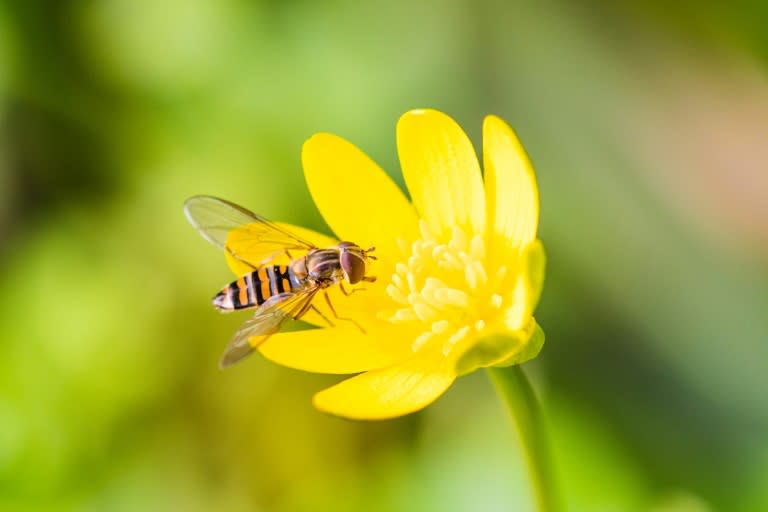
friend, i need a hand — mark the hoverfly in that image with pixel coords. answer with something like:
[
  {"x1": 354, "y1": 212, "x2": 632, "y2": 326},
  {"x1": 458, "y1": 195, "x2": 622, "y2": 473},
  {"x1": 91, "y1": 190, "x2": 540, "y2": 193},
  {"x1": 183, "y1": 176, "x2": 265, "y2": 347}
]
[{"x1": 184, "y1": 195, "x2": 377, "y2": 368}]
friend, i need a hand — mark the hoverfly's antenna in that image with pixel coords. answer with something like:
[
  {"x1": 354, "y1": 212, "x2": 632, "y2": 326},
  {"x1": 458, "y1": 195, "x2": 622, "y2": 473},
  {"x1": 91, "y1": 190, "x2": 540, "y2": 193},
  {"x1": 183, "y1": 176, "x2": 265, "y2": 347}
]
[{"x1": 365, "y1": 246, "x2": 377, "y2": 260}]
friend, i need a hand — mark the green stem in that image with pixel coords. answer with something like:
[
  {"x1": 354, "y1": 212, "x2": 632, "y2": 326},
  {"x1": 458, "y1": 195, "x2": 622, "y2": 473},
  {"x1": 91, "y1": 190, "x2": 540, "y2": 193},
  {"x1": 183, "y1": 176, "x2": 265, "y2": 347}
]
[{"x1": 487, "y1": 366, "x2": 562, "y2": 512}]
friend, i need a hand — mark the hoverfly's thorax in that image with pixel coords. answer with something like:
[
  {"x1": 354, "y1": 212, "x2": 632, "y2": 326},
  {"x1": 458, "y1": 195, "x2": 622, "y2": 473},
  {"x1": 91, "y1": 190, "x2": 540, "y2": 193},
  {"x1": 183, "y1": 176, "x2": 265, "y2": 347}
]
[{"x1": 306, "y1": 249, "x2": 343, "y2": 281}]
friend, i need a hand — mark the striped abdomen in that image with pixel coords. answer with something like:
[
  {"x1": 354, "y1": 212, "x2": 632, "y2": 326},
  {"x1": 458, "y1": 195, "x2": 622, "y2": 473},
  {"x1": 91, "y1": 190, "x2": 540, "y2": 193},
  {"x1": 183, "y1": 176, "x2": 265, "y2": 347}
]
[{"x1": 213, "y1": 265, "x2": 300, "y2": 311}]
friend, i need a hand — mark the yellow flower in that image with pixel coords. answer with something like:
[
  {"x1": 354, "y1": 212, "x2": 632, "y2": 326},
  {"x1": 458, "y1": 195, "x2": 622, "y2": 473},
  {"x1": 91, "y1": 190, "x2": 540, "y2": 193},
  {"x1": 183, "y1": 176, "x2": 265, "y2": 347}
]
[{"x1": 228, "y1": 109, "x2": 545, "y2": 420}]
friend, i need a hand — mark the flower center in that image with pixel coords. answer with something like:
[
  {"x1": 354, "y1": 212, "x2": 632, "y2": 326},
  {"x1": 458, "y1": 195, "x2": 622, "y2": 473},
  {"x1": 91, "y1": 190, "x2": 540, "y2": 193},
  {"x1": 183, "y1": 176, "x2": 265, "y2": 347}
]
[{"x1": 383, "y1": 220, "x2": 510, "y2": 357}]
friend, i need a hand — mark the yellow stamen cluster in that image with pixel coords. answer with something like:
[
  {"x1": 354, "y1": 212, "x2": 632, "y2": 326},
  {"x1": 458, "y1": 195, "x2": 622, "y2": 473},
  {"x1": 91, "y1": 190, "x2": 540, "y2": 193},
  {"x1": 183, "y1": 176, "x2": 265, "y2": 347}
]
[{"x1": 384, "y1": 220, "x2": 510, "y2": 357}]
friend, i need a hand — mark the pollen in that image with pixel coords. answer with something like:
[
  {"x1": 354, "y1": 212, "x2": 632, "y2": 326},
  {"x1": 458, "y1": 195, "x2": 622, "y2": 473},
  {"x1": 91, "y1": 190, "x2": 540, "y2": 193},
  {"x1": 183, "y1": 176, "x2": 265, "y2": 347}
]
[{"x1": 385, "y1": 220, "x2": 511, "y2": 356}]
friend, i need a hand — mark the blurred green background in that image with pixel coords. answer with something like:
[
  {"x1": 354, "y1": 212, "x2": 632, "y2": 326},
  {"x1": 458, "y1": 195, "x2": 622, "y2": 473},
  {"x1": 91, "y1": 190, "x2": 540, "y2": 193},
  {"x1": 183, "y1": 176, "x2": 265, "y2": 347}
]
[{"x1": 1, "y1": 1, "x2": 767, "y2": 510}]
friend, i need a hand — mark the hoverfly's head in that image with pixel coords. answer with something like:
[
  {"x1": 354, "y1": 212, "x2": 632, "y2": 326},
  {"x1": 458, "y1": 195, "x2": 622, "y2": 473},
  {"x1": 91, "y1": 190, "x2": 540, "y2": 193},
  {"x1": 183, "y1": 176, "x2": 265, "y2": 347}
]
[{"x1": 338, "y1": 242, "x2": 376, "y2": 284}]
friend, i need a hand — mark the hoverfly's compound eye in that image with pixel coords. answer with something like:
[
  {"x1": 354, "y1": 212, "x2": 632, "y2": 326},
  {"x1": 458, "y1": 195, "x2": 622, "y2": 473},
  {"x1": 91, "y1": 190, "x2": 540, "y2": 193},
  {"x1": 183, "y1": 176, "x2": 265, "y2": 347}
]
[{"x1": 340, "y1": 246, "x2": 366, "y2": 284}]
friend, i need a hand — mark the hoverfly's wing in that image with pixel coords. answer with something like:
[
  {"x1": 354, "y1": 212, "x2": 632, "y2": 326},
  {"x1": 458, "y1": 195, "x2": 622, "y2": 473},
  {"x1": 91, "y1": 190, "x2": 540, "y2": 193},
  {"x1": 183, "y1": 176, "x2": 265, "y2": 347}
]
[
  {"x1": 219, "y1": 287, "x2": 321, "y2": 368},
  {"x1": 184, "y1": 195, "x2": 317, "y2": 270}
]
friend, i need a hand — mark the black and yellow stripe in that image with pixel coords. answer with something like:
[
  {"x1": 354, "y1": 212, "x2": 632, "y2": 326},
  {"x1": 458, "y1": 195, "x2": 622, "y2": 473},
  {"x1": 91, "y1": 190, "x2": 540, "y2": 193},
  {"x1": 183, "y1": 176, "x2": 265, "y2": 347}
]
[{"x1": 222, "y1": 265, "x2": 295, "y2": 311}]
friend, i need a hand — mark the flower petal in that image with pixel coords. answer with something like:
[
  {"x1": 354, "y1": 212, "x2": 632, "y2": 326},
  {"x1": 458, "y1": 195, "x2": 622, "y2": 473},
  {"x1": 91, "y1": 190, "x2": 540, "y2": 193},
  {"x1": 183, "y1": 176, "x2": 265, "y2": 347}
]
[
  {"x1": 454, "y1": 331, "x2": 524, "y2": 376},
  {"x1": 455, "y1": 316, "x2": 544, "y2": 376},
  {"x1": 225, "y1": 222, "x2": 338, "y2": 276},
  {"x1": 502, "y1": 239, "x2": 546, "y2": 331},
  {"x1": 483, "y1": 115, "x2": 539, "y2": 262},
  {"x1": 397, "y1": 109, "x2": 485, "y2": 242},
  {"x1": 503, "y1": 272, "x2": 530, "y2": 332},
  {"x1": 525, "y1": 239, "x2": 546, "y2": 314},
  {"x1": 313, "y1": 356, "x2": 455, "y2": 419},
  {"x1": 492, "y1": 319, "x2": 545, "y2": 368},
  {"x1": 302, "y1": 133, "x2": 419, "y2": 263},
  {"x1": 259, "y1": 324, "x2": 415, "y2": 374}
]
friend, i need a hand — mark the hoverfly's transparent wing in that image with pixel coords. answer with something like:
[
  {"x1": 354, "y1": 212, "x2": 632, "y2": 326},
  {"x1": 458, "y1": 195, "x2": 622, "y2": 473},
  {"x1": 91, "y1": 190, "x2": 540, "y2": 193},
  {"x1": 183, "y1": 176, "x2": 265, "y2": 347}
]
[
  {"x1": 184, "y1": 195, "x2": 317, "y2": 269},
  {"x1": 219, "y1": 287, "x2": 320, "y2": 368}
]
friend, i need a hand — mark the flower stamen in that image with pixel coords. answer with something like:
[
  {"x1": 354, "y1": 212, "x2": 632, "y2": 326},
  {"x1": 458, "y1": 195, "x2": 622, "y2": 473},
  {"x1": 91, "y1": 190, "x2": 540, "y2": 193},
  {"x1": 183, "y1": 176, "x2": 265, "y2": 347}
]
[{"x1": 384, "y1": 224, "x2": 515, "y2": 357}]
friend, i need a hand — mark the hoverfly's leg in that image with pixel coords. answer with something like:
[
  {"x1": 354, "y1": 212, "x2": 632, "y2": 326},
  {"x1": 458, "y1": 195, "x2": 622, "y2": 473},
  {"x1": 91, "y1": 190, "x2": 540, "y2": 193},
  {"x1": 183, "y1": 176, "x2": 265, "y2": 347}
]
[
  {"x1": 308, "y1": 304, "x2": 335, "y2": 327},
  {"x1": 339, "y1": 282, "x2": 366, "y2": 296},
  {"x1": 284, "y1": 249, "x2": 294, "y2": 260},
  {"x1": 362, "y1": 275, "x2": 377, "y2": 283},
  {"x1": 291, "y1": 290, "x2": 333, "y2": 327},
  {"x1": 324, "y1": 291, "x2": 366, "y2": 334},
  {"x1": 292, "y1": 294, "x2": 315, "y2": 320}
]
